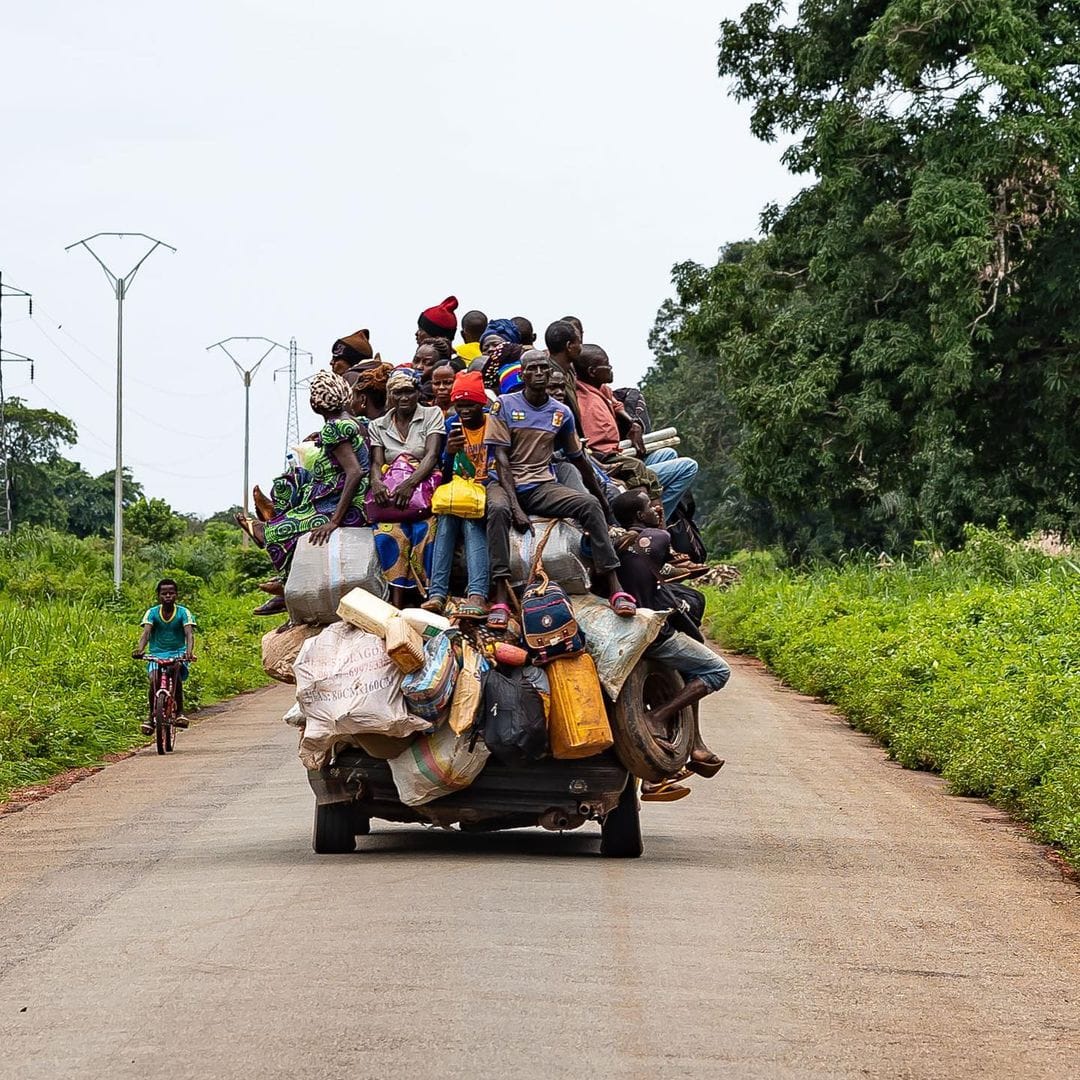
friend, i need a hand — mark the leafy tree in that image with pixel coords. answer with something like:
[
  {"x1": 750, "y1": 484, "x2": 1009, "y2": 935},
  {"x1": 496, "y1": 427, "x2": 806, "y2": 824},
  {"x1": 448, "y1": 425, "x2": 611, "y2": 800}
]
[
  {"x1": 648, "y1": 1, "x2": 1080, "y2": 556},
  {"x1": 47, "y1": 460, "x2": 143, "y2": 538},
  {"x1": 2, "y1": 398, "x2": 78, "y2": 529},
  {"x1": 126, "y1": 497, "x2": 185, "y2": 543}
]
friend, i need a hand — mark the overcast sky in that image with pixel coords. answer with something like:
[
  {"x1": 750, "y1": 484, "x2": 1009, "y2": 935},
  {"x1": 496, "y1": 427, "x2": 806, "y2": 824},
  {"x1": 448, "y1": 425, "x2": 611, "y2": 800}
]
[{"x1": 0, "y1": 1, "x2": 802, "y2": 517}]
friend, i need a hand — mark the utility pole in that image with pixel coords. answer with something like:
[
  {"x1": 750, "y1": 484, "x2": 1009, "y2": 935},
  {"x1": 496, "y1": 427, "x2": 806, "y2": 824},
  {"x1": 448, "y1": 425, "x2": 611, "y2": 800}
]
[
  {"x1": 66, "y1": 233, "x2": 176, "y2": 591},
  {"x1": 206, "y1": 337, "x2": 286, "y2": 545},
  {"x1": 0, "y1": 274, "x2": 35, "y2": 534},
  {"x1": 273, "y1": 337, "x2": 312, "y2": 467}
]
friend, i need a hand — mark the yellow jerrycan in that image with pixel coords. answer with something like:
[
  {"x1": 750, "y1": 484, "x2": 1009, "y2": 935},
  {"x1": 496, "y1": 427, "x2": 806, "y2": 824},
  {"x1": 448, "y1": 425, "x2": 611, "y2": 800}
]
[{"x1": 546, "y1": 652, "x2": 614, "y2": 759}]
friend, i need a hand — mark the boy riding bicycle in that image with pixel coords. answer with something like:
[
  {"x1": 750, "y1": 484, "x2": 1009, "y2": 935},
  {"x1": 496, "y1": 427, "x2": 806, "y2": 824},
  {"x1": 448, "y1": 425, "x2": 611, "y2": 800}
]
[{"x1": 133, "y1": 578, "x2": 196, "y2": 735}]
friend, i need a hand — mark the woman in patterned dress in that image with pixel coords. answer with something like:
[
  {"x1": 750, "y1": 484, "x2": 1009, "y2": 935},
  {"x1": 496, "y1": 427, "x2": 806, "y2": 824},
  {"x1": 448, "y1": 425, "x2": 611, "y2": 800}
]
[{"x1": 236, "y1": 371, "x2": 369, "y2": 614}]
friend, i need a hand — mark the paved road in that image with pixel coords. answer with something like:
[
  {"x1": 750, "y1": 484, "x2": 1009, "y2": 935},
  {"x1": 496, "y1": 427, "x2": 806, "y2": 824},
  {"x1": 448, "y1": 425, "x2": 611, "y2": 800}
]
[{"x1": 1, "y1": 656, "x2": 1077, "y2": 1079}]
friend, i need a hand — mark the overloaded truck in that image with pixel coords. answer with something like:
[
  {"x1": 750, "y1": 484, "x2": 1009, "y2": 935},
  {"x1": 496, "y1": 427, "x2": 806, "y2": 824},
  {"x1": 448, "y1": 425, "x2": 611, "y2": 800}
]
[{"x1": 267, "y1": 522, "x2": 698, "y2": 859}]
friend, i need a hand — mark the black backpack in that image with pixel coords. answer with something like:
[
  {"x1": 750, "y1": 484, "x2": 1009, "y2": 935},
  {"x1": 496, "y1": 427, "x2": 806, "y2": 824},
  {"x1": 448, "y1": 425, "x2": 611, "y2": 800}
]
[
  {"x1": 666, "y1": 494, "x2": 708, "y2": 565},
  {"x1": 477, "y1": 667, "x2": 549, "y2": 766}
]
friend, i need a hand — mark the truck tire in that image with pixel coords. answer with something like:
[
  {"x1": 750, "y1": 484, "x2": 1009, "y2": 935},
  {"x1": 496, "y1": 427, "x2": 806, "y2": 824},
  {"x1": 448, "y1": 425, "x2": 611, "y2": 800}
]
[
  {"x1": 312, "y1": 801, "x2": 357, "y2": 854},
  {"x1": 600, "y1": 776, "x2": 643, "y2": 858},
  {"x1": 610, "y1": 657, "x2": 694, "y2": 782}
]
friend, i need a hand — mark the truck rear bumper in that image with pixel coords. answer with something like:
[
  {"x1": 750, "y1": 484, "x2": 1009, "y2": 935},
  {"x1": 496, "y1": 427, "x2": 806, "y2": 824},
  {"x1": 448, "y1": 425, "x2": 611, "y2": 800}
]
[{"x1": 308, "y1": 750, "x2": 630, "y2": 830}]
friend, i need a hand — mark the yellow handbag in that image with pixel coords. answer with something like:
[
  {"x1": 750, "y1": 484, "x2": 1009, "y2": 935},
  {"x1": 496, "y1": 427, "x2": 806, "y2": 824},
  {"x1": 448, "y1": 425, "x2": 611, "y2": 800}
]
[{"x1": 431, "y1": 473, "x2": 486, "y2": 519}]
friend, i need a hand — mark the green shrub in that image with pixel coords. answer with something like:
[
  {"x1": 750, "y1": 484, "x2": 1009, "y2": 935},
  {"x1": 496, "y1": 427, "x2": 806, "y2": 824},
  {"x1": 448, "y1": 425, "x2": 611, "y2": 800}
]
[
  {"x1": 706, "y1": 530, "x2": 1080, "y2": 868},
  {"x1": 0, "y1": 525, "x2": 271, "y2": 797}
]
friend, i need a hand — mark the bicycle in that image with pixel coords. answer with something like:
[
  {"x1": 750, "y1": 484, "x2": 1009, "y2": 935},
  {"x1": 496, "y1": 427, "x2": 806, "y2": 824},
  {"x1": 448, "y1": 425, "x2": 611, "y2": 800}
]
[{"x1": 135, "y1": 655, "x2": 195, "y2": 755}]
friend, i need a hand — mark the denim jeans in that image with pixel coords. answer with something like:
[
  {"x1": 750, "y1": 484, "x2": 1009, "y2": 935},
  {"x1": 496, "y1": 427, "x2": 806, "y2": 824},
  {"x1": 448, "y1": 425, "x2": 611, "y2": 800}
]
[
  {"x1": 486, "y1": 481, "x2": 622, "y2": 579},
  {"x1": 645, "y1": 630, "x2": 731, "y2": 692},
  {"x1": 428, "y1": 514, "x2": 490, "y2": 599},
  {"x1": 554, "y1": 459, "x2": 622, "y2": 503},
  {"x1": 645, "y1": 448, "x2": 699, "y2": 520}
]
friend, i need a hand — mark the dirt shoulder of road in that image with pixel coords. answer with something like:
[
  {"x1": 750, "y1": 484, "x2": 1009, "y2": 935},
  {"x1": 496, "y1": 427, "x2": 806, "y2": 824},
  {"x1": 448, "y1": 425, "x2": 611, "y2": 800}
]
[{"x1": 0, "y1": 687, "x2": 275, "y2": 816}]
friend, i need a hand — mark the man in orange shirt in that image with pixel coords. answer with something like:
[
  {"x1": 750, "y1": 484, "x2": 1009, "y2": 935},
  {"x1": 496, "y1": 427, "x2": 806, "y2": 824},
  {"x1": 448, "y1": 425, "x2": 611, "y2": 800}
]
[{"x1": 574, "y1": 344, "x2": 699, "y2": 521}]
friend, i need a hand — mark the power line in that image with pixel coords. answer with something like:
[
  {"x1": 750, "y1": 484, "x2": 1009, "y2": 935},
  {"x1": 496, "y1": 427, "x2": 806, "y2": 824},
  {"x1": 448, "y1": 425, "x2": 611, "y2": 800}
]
[
  {"x1": 28, "y1": 316, "x2": 232, "y2": 443},
  {"x1": 31, "y1": 302, "x2": 221, "y2": 400},
  {"x1": 24, "y1": 383, "x2": 225, "y2": 481}
]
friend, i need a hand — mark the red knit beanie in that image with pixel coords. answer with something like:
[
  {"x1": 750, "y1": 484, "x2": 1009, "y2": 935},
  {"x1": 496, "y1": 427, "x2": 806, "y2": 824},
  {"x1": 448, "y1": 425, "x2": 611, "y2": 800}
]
[
  {"x1": 417, "y1": 295, "x2": 459, "y2": 340},
  {"x1": 450, "y1": 369, "x2": 488, "y2": 405}
]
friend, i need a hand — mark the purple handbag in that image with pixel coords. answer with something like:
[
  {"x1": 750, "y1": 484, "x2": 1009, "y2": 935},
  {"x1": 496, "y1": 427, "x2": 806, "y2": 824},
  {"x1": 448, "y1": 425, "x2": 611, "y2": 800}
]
[{"x1": 365, "y1": 454, "x2": 439, "y2": 524}]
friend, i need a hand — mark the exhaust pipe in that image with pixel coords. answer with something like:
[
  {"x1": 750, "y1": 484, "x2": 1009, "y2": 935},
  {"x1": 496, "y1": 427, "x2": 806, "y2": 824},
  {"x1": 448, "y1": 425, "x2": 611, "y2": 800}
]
[{"x1": 539, "y1": 809, "x2": 571, "y2": 831}]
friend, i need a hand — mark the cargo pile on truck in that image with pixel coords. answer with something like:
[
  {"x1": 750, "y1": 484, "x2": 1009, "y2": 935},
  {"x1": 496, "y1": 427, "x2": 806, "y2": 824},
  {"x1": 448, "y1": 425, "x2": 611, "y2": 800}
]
[{"x1": 264, "y1": 519, "x2": 702, "y2": 857}]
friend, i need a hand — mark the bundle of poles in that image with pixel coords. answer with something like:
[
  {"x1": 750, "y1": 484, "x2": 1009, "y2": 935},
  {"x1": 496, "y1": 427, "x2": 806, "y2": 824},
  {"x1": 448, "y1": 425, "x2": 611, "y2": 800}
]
[{"x1": 617, "y1": 426, "x2": 680, "y2": 454}]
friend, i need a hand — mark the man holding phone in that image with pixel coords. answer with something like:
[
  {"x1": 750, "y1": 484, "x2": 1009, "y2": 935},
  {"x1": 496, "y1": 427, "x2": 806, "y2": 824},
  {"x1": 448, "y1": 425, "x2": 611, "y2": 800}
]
[{"x1": 421, "y1": 371, "x2": 493, "y2": 619}]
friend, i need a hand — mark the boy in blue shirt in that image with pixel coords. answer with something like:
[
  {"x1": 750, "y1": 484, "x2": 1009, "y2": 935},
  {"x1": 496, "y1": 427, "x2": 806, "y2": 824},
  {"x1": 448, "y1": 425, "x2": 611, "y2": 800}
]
[{"x1": 133, "y1": 578, "x2": 196, "y2": 735}]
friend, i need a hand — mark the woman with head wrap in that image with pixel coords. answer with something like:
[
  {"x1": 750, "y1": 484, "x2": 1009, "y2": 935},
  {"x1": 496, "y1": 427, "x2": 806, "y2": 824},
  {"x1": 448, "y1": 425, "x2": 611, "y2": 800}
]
[
  {"x1": 479, "y1": 318, "x2": 521, "y2": 353},
  {"x1": 235, "y1": 370, "x2": 371, "y2": 614},
  {"x1": 367, "y1": 369, "x2": 446, "y2": 605},
  {"x1": 344, "y1": 360, "x2": 393, "y2": 421}
]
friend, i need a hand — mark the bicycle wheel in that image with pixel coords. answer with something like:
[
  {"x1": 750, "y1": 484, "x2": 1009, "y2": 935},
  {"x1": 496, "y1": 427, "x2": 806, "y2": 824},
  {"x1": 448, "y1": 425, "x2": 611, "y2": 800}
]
[{"x1": 154, "y1": 678, "x2": 168, "y2": 756}]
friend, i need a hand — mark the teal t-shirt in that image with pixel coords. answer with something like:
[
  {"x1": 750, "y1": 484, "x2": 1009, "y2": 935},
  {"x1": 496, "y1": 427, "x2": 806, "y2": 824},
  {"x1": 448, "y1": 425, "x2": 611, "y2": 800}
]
[{"x1": 142, "y1": 604, "x2": 196, "y2": 658}]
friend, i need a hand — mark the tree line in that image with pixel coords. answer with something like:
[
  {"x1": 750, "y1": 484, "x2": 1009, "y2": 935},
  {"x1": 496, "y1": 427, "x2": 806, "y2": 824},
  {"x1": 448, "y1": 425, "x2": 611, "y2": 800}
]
[
  {"x1": 645, "y1": 1, "x2": 1080, "y2": 559},
  {"x1": 3, "y1": 397, "x2": 232, "y2": 541}
]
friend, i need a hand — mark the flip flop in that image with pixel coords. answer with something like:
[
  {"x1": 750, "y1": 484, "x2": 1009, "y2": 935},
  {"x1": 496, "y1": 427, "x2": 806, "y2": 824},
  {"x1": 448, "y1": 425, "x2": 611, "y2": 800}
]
[
  {"x1": 486, "y1": 602, "x2": 511, "y2": 630},
  {"x1": 253, "y1": 596, "x2": 287, "y2": 616},
  {"x1": 687, "y1": 755, "x2": 725, "y2": 778},
  {"x1": 640, "y1": 781, "x2": 691, "y2": 802},
  {"x1": 457, "y1": 600, "x2": 488, "y2": 620},
  {"x1": 609, "y1": 591, "x2": 638, "y2": 618},
  {"x1": 661, "y1": 563, "x2": 710, "y2": 583},
  {"x1": 420, "y1": 596, "x2": 447, "y2": 615}
]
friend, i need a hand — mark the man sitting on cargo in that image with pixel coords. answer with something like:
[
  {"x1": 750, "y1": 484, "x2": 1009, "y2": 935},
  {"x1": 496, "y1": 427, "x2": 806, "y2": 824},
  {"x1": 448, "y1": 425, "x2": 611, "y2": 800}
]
[
  {"x1": 483, "y1": 351, "x2": 637, "y2": 630},
  {"x1": 611, "y1": 488, "x2": 729, "y2": 782},
  {"x1": 575, "y1": 344, "x2": 699, "y2": 523}
]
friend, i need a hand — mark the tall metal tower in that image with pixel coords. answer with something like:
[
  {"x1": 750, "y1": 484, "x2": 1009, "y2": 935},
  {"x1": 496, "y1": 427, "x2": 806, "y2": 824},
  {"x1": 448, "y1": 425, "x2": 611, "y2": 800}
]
[
  {"x1": 0, "y1": 274, "x2": 34, "y2": 534},
  {"x1": 273, "y1": 337, "x2": 312, "y2": 467}
]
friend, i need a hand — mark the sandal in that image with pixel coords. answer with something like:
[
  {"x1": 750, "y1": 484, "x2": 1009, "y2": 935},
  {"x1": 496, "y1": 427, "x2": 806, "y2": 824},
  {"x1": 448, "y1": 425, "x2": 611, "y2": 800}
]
[
  {"x1": 253, "y1": 596, "x2": 287, "y2": 616},
  {"x1": 457, "y1": 595, "x2": 488, "y2": 620},
  {"x1": 661, "y1": 562, "x2": 709, "y2": 583},
  {"x1": 420, "y1": 596, "x2": 446, "y2": 615},
  {"x1": 640, "y1": 780, "x2": 691, "y2": 802},
  {"x1": 486, "y1": 602, "x2": 511, "y2": 630},
  {"x1": 609, "y1": 591, "x2": 638, "y2": 618},
  {"x1": 687, "y1": 754, "x2": 725, "y2": 778}
]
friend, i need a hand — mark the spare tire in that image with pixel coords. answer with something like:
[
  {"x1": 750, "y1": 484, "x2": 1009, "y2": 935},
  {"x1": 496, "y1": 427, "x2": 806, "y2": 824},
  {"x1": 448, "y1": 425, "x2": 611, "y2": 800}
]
[{"x1": 609, "y1": 657, "x2": 694, "y2": 782}]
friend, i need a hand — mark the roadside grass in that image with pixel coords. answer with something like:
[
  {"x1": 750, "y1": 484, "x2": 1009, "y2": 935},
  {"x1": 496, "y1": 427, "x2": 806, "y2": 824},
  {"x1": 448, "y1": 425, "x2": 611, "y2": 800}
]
[
  {"x1": 0, "y1": 527, "x2": 272, "y2": 797},
  {"x1": 704, "y1": 525, "x2": 1080, "y2": 868}
]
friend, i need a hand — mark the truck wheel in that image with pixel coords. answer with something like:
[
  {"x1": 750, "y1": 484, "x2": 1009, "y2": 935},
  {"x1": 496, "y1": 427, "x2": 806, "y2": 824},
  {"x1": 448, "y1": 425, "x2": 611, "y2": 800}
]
[
  {"x1": 610, "y1": 658, "x2": 695, "y2": 782},
  {"x1": 600, "y1": 777, "x2": 643, "y2": 858},
  {"x1": 312, "y1": 801, "x2": 357, "y2": 854}
]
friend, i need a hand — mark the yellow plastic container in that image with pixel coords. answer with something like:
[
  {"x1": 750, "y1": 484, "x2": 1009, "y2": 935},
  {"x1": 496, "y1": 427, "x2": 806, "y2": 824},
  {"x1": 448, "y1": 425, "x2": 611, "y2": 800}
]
[{"x1": 546, "y1": 653, "x2": 613, "y2": 759}]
